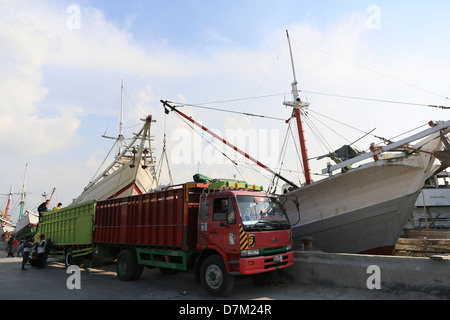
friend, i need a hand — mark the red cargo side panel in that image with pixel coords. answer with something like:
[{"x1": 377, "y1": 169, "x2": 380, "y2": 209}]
[{"x1": 93, "y1": 184, "x2": 202, "y2": 251}]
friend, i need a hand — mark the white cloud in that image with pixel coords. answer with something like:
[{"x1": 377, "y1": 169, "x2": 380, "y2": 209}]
[{"x1": 0, "y1": 7, "x2": 84, "y2": 156}]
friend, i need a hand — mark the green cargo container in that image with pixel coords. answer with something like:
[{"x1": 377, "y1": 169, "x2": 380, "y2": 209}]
[{"x1": 39, "y1": 200, "x2": 96, "y2": 265}]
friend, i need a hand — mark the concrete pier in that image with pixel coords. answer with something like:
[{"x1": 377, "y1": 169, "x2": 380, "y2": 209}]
[{"x1": 286, "y1": 251, "x2": 450, "y2": 297}]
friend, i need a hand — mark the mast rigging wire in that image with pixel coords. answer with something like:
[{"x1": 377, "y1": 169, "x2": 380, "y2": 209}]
[
  {"x1": 167, "y1": 88, "x2": 449, "y2": 124},
  {"x1": 290, "y1": 37, "x2": 450, "y2": 102},
  {"x1": 166, "y1": 99, "x2": 286, "y2": 121},
  {"x1": 299, "y1": 90, "x2": 450, "y2": 110}
]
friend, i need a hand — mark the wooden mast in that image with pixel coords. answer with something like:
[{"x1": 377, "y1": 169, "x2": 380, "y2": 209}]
[
  {"x1": 119, "y1": 79, "x2": 125, "y2": 154},
  {"x1": 18, "y1": 163, "x2": 28, "y2": 220},
  {"x1": 5, "y1": 187, "x2": 13, "y2": 219},
  {"x1": 102, "y1": 79, "x2": 126, "y2": 155},
  {"x1": 283, "y1": 30, "x2": 313, "y2": 185}
]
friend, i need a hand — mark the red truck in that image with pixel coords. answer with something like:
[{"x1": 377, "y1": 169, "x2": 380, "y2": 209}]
[{"x1": 93, "y1": 180, "x2": 294, "y2": 296}]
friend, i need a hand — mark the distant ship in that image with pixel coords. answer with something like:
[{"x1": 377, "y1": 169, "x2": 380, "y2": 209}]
[
  {"x1": 1, "y1": 187, "x2": 16, "y2": 239},
  {"x1": 9, "y1": 164, "x2": 43, "y2": 240},
  {"x1": 14, "y1": 210, "x2": 39, "y2": 240},
  {"x1": 71, "y1": 80, "x2": 159, "y2": 205},
  {"x1": 405, "y1": 171, "x2": 450, "y2": 232}
]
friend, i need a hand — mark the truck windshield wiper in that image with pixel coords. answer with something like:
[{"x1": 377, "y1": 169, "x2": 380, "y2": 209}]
[
  {"x1": 246, "y1": 221, "x2": 271, "y2": 230},
  {"x1": 268, "y1": 220, "x2": 290, "y2": 229},
  {"x1": 245, "y1": 220, "x2": 290, "y2": 231}
]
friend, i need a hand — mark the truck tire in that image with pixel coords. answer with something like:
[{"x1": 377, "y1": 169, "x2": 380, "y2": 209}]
[
  {"x1": 65, "y1": 248, "x2": 79, "y2": 268},
  {"x1": 200, "y1": 255, "x2": 234, "y2": 297},
  {"x1": 116, "y1": 249, "x2": 142, "y2": 281}
]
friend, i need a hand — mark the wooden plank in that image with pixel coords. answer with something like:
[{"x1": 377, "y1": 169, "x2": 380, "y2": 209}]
[
  {"x1": 406, "y1": 230, "x2": 450, "y2": 239},
  {"x1": 396, "y1": 238, "x2": 450, "y2": 245},
  {"x1": 393, "y1": 238, "x2": 450, "y2": 257},
  {"x1": 394, "y1": 251, "x2": 435, "y2": 257}
]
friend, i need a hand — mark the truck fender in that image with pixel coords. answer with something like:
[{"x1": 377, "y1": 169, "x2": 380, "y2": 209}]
[{"x1": 194, "y1": 247, "x2": 229, "y2": 283}]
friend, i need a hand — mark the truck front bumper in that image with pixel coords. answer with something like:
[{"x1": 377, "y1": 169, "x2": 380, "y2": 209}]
[{"x1": 238, "y1": 250, "x2": 294, "y2": 275}]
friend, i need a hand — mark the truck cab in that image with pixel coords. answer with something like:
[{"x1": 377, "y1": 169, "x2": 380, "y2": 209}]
[{"x1": 197, "y1": 181, "x2": 294, "y2": 296}]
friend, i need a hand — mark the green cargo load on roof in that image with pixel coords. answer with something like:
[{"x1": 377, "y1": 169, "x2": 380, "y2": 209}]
[{"x1": 193, "y1": 173, "x2": 263, "y2": 191}]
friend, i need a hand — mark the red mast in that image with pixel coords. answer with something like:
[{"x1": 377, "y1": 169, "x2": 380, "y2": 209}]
[
  {"x1": 3, "y1": 187, "x2": 13, "y2": 220},
  {"x1": 283, "y1": 30, "x2": 313, "y2": 185}
]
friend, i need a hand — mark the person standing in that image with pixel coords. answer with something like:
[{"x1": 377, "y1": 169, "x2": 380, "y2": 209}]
[
  {"x1": 37, "y1": 200, "x2": 50, "y2": 222},
  {"x1": 6, "y1": 236, "x2": 14, "y2": 257},
  {"x1": 37, "y1": 234, "x2": 46, "y2": 269},
  {"x1": 12, "y1": 237, "x2": 19, "y2": 257},
  {"x1": 21, "y1": 236, "x2": 32, "y2": 271}
]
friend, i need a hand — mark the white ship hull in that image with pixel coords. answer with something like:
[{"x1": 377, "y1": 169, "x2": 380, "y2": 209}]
[
  {"x1": 283, "y1": 128, "x2": 446, "y2": 254},
  {"x1": 72, "y1": 160, "x2": 156, "y2": 205},
  {"x1": 14, "y1": 211, "x2": 39, "y2": 238},
  {"x1": 0, "y1": 225, "x2": 15, "y2": 237}
]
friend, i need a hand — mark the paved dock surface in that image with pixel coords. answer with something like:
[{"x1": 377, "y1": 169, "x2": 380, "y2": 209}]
[{"x1": 0, "y1": 255, "x2": 445, "y2": 301}]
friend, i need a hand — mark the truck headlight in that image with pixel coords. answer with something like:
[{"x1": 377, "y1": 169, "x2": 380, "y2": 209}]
[
  {"x1": 286, "y1": 244, "x2": 292, "y2": 251},
  {"x1": 241, "y1": 249, "x2": 260, "y2": 257}
]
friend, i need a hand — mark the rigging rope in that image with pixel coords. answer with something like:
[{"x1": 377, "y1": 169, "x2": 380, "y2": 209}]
[
  {"x1": 300, "y1": 90, "x2": 450, "y2": 110},
  {"x1": 172, "y1": 112, "x2": 248, "y2": 183},
  {"x1": 167, "y1": 87, "x2": 449, "y2": 126},
  {"x1": 268, "y1": 122, "x2": 292, "y2": 193},
  {"x1": 156, "y1": 114, "x2": 173, "y2": 185},
  {"x1": 166, "y1": 77, "x2": 448, "y2": 189},
  {"x1": 166, "y1": 100, "x2": 286, "y2": 121},
  {"x1": 290, "y1": 37, "x2": 450, "y2": 102}
]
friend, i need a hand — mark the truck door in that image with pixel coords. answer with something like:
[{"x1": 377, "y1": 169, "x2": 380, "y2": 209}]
[
  {"x1": 207, "y1": 196, "x2": 239, "y2": 254},
  {"x1": 198, "y1": 194, "x2": 209, "y2": 249}
]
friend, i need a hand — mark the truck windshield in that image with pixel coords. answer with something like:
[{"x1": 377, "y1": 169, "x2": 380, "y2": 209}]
[{"x1": 236, "y1": 195, "x2": 290, "y2": 231}]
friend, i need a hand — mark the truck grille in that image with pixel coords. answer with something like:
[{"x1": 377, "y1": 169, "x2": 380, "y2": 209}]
[{"x1": 263, "y1": 254, "x2": 290, "y2": 269}]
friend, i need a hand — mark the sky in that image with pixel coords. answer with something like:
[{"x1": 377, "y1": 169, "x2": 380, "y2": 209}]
[{"x1": 1, "y1": 0, "x2": 450, "y2": 223}]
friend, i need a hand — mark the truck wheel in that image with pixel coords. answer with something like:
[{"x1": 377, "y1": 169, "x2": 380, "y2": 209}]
[
  {"x1": 116, "y1": 249, "x2": 141, "y2": 281},
  {"x1": 200, "y1": 255, "x2": 234, "y2": 297},
  {"x1": 65, "y1": 248, "x2": 79, "y2": 268}
]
